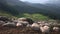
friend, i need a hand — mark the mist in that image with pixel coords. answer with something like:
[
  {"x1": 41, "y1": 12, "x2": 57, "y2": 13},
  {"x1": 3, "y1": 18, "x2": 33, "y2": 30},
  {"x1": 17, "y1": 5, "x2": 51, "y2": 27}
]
[
  {"x1": 20, "y1": 0, "x2": 60, "y2": 4},
  {"x1": 20, "y1": 0, "x2": 49, "y2": 4}
]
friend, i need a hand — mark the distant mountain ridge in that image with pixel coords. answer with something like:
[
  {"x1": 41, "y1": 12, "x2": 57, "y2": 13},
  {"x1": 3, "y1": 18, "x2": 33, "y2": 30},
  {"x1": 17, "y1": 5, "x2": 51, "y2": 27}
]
[
  {"x1": 24, "y1": 2, "x2": 60, "y2": 19},
  {"x1": 0, "y1": 0, "x2": 49, "y2": 17},
  {"x1": 1, "y1": 0, "x2": 49, "y2": 13},
  {"x1": 45, "y1": 0, "x2": 60, "y2": 7},
  {"x1": 0, "y1": 0, "x2": 60, "y2": 19}
]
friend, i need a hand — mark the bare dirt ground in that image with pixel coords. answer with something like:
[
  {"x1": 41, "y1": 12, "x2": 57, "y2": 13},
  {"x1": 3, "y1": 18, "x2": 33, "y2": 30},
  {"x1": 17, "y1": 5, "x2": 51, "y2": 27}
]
[{"x1": 0, "y1": 26, "x2": 60, "y2": 34}]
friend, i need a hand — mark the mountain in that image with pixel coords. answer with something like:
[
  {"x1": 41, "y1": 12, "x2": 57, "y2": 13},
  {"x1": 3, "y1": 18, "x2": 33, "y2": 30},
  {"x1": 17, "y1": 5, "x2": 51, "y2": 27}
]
[
  {"x1": 0, "y1": 0, "x2": 50, "y2": 20},
  {"x1": 25, "y1": 2, "x2": 60, "y2": 13},
  {"x1": 45, "y1": 0, "x2": 60, "y2": 7},
  {"x1": 0, "y1": 0, "x2": 50, "y2": 14},
  {"x1": 24, "y1": 2, "x2": 60, "y2": 19},
  {"x1": 1, "y1": 0, "x2": 60, "y2": 19},
  {"x1": 0, "y1": 0, "x2": 19, "y2": 16}
]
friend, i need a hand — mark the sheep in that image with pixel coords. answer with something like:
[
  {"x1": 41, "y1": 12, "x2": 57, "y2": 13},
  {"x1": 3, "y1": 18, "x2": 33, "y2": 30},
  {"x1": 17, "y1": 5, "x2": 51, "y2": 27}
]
[
  {"x1": 37, "y1": 21, "x2": 42, "y2": 24},
  {"x1": 40, "y1": 25, "x2": 50, "y2": 34},
  {"x1": 18, "y1": 18, "x2": 27, "y2": 21},
  {"x1": 53, "y1": 27, "x2": 60, "y2": 32},
  {"x1": 0, "y1": 21, "x2": 5, "y2": 25},
  {"x1": 0, "y1": 16, "x2": 11, "y2": 22},
  {"x1": 16, "y1": 22, "x2": 23, "y2": 27},
  {"x1": 45, "y1": 23, "x2": 50, "y2": 26},
  {"x1": 16, "y1": 21, "x2": 29, "y2": 27},
  {"x1": 26, "y1": 24, "x2": 31, "y2": 27},
  {"x1": 30, "y1": 23, "x2": 40, "y2": 31},
  {"x1": 38, "y1": 21, "x2": 45, "y2": 24},
  {"x1": 18, "y1": 18, "x2": 34, "y2": 24},
  {"x1": 12, "y1": 19, "x2": 18, "y2": 25},
  {"x1": 2, "y1": 22, "x2": 16, "y2": 27}
]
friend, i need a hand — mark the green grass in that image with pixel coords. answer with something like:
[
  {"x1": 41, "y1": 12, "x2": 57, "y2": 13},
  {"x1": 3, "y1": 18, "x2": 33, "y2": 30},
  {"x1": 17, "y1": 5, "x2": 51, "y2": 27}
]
[
  {"x1": 0, "y1": 10, "x2": 51, "y2": 21},
  {"x1": 18, "y1": 13, "x2": 50, "y2": 21}
]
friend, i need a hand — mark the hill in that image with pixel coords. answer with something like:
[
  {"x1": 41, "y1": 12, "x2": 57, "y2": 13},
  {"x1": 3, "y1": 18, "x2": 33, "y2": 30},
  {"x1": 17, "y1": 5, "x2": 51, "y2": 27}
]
[
  {"x1": 0, "y1": 0, "x2": 50, "y2": 20},
  {"x1": 1, "y1": 0, "x2": 60, "y2": 20},
  {"x1": 0, "y1": 10, "x2": 17, "y2": 19}
]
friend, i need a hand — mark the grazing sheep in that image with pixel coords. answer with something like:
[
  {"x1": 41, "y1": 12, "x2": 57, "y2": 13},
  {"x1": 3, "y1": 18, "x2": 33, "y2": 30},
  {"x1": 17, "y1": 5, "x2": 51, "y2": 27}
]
[
  {"x1": 37, "y1": 21, "x2": 42, "y2": 24},
  {"x1": 18, "y1": 18, "x2": 27, "y2": 21},
  {"x1": 12, "y1": 19, "x2": 18, "y2": 24},
  {"x1": 53, "y1": 27, "x2": 60, "y2": 32},
  {"x1": 2, "y1": 22, "x2": 16, "y2": 27},
  {"x1": 40, "y1": 25, "x2": 50, "y2": 34},
  {"x1": 0, "y1": 21, "x2": 5, "y2": 26},
  {"x1": 26, "y1": 24, "x2": 31, "y2": 27},
  {"x1": 38, "y1": 21, "x2": 45, "y2": 24},
  {"x1": 0, "y1": 16, "x2": 10, "y2": 22},
  {"x1": 45, "y1": 23, "x2": 50, "y2": 26},
  {"x1": 16, "y1": 22, "x2": 23, "y2": 27},
  {"x1": 18, "y1": 18, "x2": 34, "y2": 24},
  {"x1": 16, "y1": 21, "x2": 29, "y2": 27},
  {"x1": 31, "y1": 23, "x2": 40, "y2": 30},
  {"x1": 0, "y1": 21, "x2": 5, "y2": 25}
]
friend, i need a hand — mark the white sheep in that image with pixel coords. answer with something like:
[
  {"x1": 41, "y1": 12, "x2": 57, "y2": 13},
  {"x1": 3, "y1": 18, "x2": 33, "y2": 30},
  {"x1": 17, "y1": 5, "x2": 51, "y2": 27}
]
[
  {"x1": 38, "y1": 21, "x2": 45, "y2": 24},
  {"x1": 0, "y1": 21, "x2": 5, "y2": 25},
  {"x1": 31, "y1": 23, "x2": 40, "y2": 30},
  {"x1": 16, "y1": 22, "x2": 23, "y2": 27},
  {"x1": 53, "y1": 27, "x2": 60, "y2": 32},
  {"x1": 16, "y1": 21, "x2": 29, "y2": 27},
  {"x1": 40, "y1": 25, "x2": 50, "y2": 34},
  {"x1": 2, "y1": 22, "x2": 16, "y2": 27},
  {"x1": 45, "y1": 23, "x2": 50, "y2": 26},
  {"x1": 18, "y1": 18, "x2": 27, "y2": 21},
  {"x1": 18, "y1": 18, "x2": 34, "y2": 24},
  {"x1": 26, "y1": 24, "x2": 31, "y2": 27}
]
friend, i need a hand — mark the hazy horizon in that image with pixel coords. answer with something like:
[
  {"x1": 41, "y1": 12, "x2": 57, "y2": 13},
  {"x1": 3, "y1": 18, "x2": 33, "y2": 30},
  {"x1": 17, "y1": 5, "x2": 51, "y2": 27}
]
[
  {"x1": 20, "y1": 0, "x2": 49, "y2": 3},
  {"x1": 20, "y1": 0, "x2": 60, "y2": 4}
]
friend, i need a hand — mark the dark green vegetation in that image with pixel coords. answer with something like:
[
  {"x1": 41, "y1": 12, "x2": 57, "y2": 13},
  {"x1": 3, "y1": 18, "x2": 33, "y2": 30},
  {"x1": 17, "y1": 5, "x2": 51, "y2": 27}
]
[
  {"x1": 19, "y1": 13, "x2": 49, "y2": 21},
  {"x1": 0, "y1": 10, "x2": 17, "y2": 18},
  {"x1": 0, "y1": 10, "x2": 49, "y2": 21},
  {"x1": 0, "y1": 0, "x2": 60, "y2": 20}
]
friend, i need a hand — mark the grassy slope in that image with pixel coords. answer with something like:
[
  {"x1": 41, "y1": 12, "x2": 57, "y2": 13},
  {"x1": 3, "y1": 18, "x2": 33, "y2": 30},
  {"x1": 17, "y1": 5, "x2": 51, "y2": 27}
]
[
  {"x1": 17, "y1": 13, "x2": 50, "y2": 21},
  {"x1": 0, "y1": 10, "x2": 17, "y2": 18},
  {"x1": 0, "y1": 10, "x2": 50, "y2": 21}
]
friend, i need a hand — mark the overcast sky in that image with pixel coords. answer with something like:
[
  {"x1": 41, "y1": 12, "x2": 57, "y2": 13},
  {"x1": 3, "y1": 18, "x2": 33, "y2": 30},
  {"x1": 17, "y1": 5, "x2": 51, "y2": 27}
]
[{"x1": 20, "y1": 0, "x2": 49, "y2": 3}]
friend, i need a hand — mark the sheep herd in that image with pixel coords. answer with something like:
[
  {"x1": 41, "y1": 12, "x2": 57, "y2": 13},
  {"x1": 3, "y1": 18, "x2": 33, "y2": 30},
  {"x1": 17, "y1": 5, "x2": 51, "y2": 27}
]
[{"x1": 0, "y1": 16, "x2": 60, "y2": 34}]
